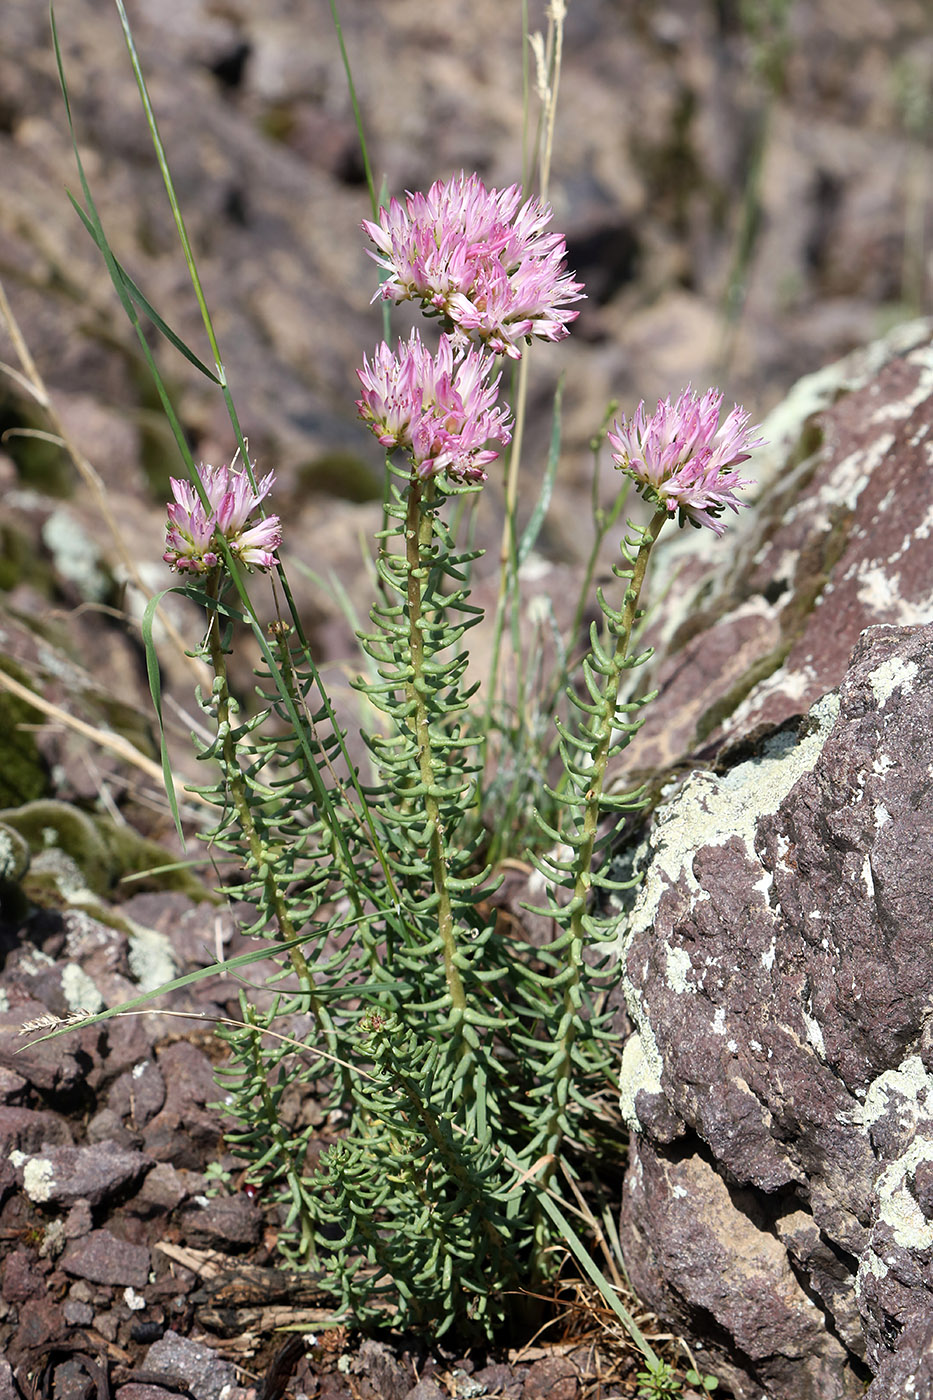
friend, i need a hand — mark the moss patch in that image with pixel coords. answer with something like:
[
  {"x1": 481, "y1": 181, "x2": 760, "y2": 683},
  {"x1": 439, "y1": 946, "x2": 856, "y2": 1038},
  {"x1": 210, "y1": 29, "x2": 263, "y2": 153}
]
[
  {"x1": 295, "y1": 450, "x2": 381, "y2": 503},
  {"x1": 0, "y1": 666, "x2": 51, "y2": 807},
  {"x1": 0, "y1": 798, "x2": 213, "y2": 902}
]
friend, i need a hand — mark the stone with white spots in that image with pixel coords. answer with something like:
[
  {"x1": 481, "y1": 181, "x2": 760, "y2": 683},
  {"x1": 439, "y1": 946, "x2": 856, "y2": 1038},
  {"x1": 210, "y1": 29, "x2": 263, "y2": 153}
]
[
  {"x1": 18, "y1": 1142, "x2": 152, "y2": 1207},
  {"x1": 615, "y1": 621, "x2": 933, "y2": 1398}
]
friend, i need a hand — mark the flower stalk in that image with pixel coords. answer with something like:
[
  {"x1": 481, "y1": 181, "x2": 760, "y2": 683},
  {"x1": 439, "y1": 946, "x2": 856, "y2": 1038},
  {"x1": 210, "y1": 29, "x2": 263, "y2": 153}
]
[
  {"x1": 570, "y1": 506, "x2": 666, "y2": 903},
  {"x1": 202, "y1": 571, "x2": 315, "y2": 999},
  {"x1": 534, "y1": 506, "x2": 667, "y2": 1171},
  {"x1": 404, "y1": 475, "x2": 468, "y2": 1020}
]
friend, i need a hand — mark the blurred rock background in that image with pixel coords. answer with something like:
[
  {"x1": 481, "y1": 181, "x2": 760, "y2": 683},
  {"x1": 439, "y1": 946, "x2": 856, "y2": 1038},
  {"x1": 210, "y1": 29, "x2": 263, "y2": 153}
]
[{"x1": 0, "y1": 0, "x2": 931, "y2": 820}]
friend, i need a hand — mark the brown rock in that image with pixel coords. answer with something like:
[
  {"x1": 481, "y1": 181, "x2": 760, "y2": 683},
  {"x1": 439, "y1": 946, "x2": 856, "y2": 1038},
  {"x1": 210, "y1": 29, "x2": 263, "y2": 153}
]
[
  {"x1": 474, "y1": 1365, "x2": 522, "y2": 1399},
  {"x1": 402, "y1": 1384, "x2": 445, "y2": 1400},
  {"x1": 144, "y1": 1331, "x2": 241, "y2": 1400},
  {"x1": 99, "y1": 1010, "x2": 164, "y2": 1082},
  {"x1": 0, "y1": 1067, "x2": 28, "y2": 1104},
  {"x1": 912, "y1": 1159, "x2": 933, "y2": 1219},
  {"x1": 0, "y1": 1154, "x2": 16, "y2": 1208},
  {"x1": 179, "y1": 1193, "x2": 263, "y2": 1252},
  {"x1": 863, "y1": 1318, "x2": 933, "y2": 1400},
  {"x1": 318, "y1": 1376, "x2": 353, "y2": 1400},
  {"x1": 85, "y1": 1107, "x2": 144, "y2": 1151},
  {"x1": 0, "y1": 1106, "x2": 73, "y2": 1153},
  {"x1": 93, "y1": 1309, "x2": 119, "y2": 1342},
  {"x1": 107, "y1": 1060, "x2": 167, "y2": 1128},
  {"x1": 63, "y1": 1200, "x2": 93, "y2": 1239},
  {"x1": 7, "y1": 1290, "x2": 67, "y2": 1365},
  {"x1": 1, "y1": 1247, "x2": 44, "y2": 1303},
  {"x1": 48, "y1": 1357, "x2": 105, "y2": 1400},
  {"x1": 0, "y1": 1011, "x2": 91, "y2": 1095},
  {"x1": 351, "y1": 1339, "x2": 411, "y2": 1400},
  {"x1": 18, "y1": 1142, "x2": 152, "y2": 1207},
  {"x1": 622, "y1": 1143, "x2": 850, "y2": 1398},
  {"x1": 0, "y1": 1360, "x2": 17, "y2": 1400},
  {"x1": 63, "y1": 1297, "x2": 94, "y2": 1326},
  {"x1": 142, "y1": 1042, "x2": 226, "y2": 1169},
  {"x1": 60, "y1": 1229, "x2": 150, "y2": 1287},
  {"x1": 521, "y1": 1356, "x2": 579, "y2": 1399},
  {"x1": 117, "y1": 1388, "x2": 180, "y2": 1400},
  {"x1": 126, "y1": 1161, "x2": 188, "y2": 1217}
]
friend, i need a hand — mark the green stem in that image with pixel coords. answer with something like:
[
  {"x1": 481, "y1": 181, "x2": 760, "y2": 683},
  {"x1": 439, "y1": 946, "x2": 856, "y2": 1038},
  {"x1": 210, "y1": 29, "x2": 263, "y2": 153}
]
[
  {"x1": 203, "y1": 578, "x2": 318, "y2": 1002},
  {"x1": 325, "y1": 0, "x2": 379, "y2": 219},
  {"x1": 404, "y1": 478, "x2": 467, "y2": 1019},
  {"x1": 486, "y1": 350, "x2": 531, "y2": 722},
  {"x1": 571, "y1": 508, "x2": 666, "y2": 889},
  {"x1": 536, "y1": 506, "x2": 667, "y2": 1167},
  {"x1": 242, "y1": 1006, "x2": 317, "y2": 1257}
]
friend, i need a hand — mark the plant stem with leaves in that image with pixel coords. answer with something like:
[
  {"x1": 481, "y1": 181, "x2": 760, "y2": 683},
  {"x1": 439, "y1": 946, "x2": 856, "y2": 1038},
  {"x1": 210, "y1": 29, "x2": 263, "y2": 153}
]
[
  {"x1": 523, "y1": 510, "x2": 665, "y2": 1193},
  {"x1": 404, "y1": 477, "x2": 469, "y2": 1022}
]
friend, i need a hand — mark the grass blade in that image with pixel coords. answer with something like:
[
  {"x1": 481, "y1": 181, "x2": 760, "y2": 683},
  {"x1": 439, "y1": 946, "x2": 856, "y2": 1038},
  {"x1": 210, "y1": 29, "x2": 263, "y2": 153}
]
[
  {"x1": 533, "y1": 1188, "x2": 660, "y2": 1368},
  {"x1": 517, "y1": 373, "x2": 563, "y2": 567},
  {"x1": 141, "y1": 588, "x2": 187, "y2": 844},
  {"x1": 67, "y1": 197, "x2": 221, "y2": 383}
]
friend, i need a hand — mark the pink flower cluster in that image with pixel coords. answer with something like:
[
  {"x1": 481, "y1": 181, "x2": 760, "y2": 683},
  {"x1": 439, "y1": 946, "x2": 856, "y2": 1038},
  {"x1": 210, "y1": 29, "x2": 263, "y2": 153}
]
[
  {"x1": 608, "y1": 388, "x2": 764, "y2": 535},
  {"x1": 163, "y1": 462, "x2": 282, "y2": 573},
  {"x1": 357, "y1": 331, "x2": 512, "y2": 483},
  {"x1": 363, "y1": 172, "x2": 584, "y2": 360}
]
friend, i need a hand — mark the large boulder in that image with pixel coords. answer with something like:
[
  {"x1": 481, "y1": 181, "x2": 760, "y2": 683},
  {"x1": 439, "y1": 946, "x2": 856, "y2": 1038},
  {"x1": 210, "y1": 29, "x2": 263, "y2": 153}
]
[{"x1": 613, "y1": 330, "x2": 933, "y2": 1397}]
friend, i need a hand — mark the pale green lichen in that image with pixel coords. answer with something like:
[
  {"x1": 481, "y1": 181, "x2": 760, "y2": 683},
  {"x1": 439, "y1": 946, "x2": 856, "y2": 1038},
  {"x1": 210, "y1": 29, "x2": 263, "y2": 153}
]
[
  {"x1": 852, "y1": 1055, "x2": 933, "y2": 1132},
  {"x1": 27, "y1": 848, "x2": 98, "y2": 905},
  {"x1": 41, "y1": 509, "x2": 109, "y2": 602},
  {"x1": 665, "y1": 944, "x2": 695, "y2": 995},
  {"x1": 870, "y1": 341, "x2": 933, "y2": 424},
  {"x1": 619, "y1": 1031, "x2": 665, "y2": 1134},
  {"x1": 0, "y1": 823, "x2": 29, "y2": 881},
  {"x1": 127, "y1": 922, "x2": 177, "y2": 993},
  {"x1": 60, "y1": 963, "x2": 104, "y2": 1015},
  {"x1": 874, "y1": 1136, "x2": 933, "y2": 1250},
  {"x1": 14, "y1": 947, "x2": 56, "y2": 977},
  {"x1": 615, "y1": 693, "x2": 840, "y2": 1132},
  {"x1": 38, "y1": 1218, "x2": 65, "y2": 1258},
  {"x1": 3, "y1": 802, "x2": 113, "y2": 894},
  {"x1": 867, "y1": 654, "x2": 918, "y2": 707},
  {"x1": 616, "y1": 692, "x2": 839, "y2": 958},
  {"x1": 852, "y1": 1056, "x2": 933, "y2": 1292},
  {"x1": 22, "y1": 1157, "x2": 55, "y2": 1203}
]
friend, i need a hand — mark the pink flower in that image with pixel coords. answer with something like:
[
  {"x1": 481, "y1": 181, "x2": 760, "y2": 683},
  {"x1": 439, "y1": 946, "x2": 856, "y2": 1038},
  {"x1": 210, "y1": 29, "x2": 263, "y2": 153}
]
[
  {"x1": 228, "y1": 515, "x2": 282, "y2": 570},
  {"x1": 163, "y1": 478, "x2": 222, "y2": 574},
  {"x1": 362, "y1": 172, "x2": 584, "y2": 359},
  {"x1": 356, "y1": 331, "x2": 512, "y2": 484},
  {"x1": 163, "y1": 462, "x2": 281, "y2": 573},
  {"x1": 608, "y1": 388, "x2": 764, "y2": 535},
  {"x1": 199, "y1": 462, "x2": 277, "y2": 536}
]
